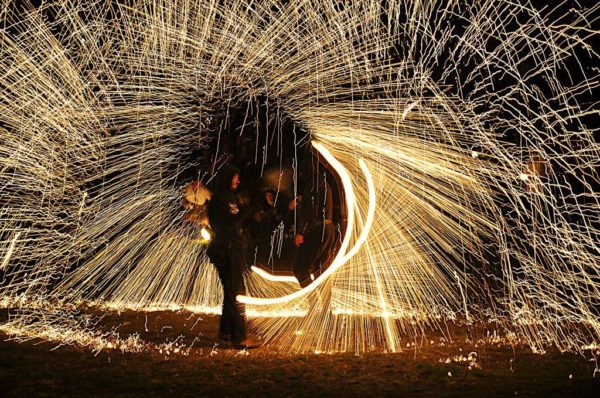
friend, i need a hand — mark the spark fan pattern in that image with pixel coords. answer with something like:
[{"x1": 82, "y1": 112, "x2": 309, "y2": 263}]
[{"x1": 1, "y1": 0, "x2": 599, "y2": 354}]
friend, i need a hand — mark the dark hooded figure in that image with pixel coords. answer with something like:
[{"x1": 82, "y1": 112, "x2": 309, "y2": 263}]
[
  {"x1": 292, "y1": 155, "x2": 337, "y2": 287},
  {"x1": 206, "y1": 164, "x2": 257, "y2": 348}
]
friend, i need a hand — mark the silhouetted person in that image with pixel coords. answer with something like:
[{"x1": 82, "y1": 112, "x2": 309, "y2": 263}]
[
  {"x1": 246, "y1": 189, "x2": 286, "y2": 264},
  {"x1": 292, "y1": 157, "x2": 337, "y2": 287},
  {"x1": 206, "y1": 164, "x2": 258, "y2": 349}
]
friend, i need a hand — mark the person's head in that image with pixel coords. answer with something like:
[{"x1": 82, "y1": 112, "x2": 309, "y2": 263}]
[
  {"x1": 215, "y1": 163, "x2": 241, "y2": 194},
  {"x1": 265, "y1": 189, "x2": 276, "y2": 207}
]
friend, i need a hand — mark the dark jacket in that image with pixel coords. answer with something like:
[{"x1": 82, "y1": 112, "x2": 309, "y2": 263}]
[{"x1": 207, "y1": 164, "x2": 248, "y2": 246}]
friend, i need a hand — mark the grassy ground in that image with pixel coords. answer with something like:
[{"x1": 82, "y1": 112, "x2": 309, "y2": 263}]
[{"x1": 1, "y1": 309, "x2": 599, "y2": 397}]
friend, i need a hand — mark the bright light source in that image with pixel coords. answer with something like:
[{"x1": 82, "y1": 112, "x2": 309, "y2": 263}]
[{"x1": 200, "y1": 228, "x2": 211, "y2": 241}]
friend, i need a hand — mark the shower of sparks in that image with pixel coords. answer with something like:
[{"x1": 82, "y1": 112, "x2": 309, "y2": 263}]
[{"x1": 0, "y1": 0, "x2": 599, "y2": 354}]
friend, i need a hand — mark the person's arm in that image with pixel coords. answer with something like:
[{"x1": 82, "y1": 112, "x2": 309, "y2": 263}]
[
  {"x1": 236, "y1": 198, "x2": 252, "y2": 225},
  {"x1": 208, "y1": 195, "x2": 239, "y2": 226},
  {"x1": 294, "y1": 196, "x2": 308, "y2": 246}
]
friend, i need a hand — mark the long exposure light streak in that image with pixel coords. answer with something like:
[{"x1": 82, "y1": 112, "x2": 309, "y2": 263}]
[
  {"x1": 0, "y1": 0, "x2": 598, "y2": 354},
  {"x1": 250, "y1": 266, "x2": 299, "y2": 284}
]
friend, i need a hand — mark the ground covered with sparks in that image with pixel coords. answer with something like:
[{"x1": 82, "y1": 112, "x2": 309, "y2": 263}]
[{"x1": 1, "y1": 309, "x2": 599, "y2": 397}]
